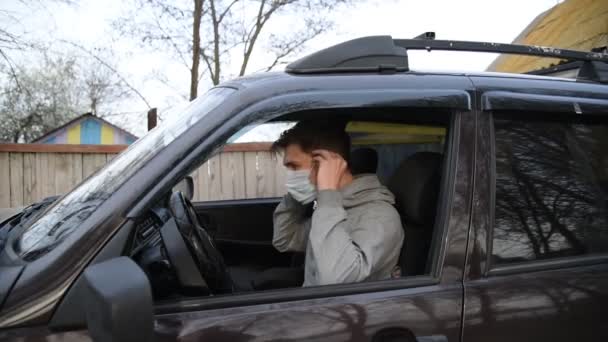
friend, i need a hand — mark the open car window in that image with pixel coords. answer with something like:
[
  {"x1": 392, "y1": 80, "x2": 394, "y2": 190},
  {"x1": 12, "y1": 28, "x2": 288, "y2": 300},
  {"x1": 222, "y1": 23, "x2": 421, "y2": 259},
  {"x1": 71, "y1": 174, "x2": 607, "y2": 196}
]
[
  {"x1": 134, "y1": 108, "x2": 453, "y2": 303},
  {"x1": 190, "y1": 120, "x2": 447, "y2": 202}
]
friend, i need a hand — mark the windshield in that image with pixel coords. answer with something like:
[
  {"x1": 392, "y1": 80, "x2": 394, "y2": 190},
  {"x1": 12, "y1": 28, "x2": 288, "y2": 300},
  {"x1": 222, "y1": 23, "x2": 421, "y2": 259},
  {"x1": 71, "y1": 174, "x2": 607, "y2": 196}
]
[{"x1": 13, "y1": 87, "x2": 235, "y2": 261}]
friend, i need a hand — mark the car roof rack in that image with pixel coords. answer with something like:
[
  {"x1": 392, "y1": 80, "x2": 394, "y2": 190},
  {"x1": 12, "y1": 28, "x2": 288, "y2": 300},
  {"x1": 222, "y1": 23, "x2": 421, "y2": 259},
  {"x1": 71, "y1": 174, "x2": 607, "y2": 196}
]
[{"x1": 285, "y1": 33, "x2": 608, "y2": 84}]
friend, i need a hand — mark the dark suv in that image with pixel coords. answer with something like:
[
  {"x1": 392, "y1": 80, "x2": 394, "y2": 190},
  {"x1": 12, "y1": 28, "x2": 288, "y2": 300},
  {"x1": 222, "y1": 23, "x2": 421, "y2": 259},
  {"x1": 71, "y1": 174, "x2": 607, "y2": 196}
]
[{"x1": 1, "y1": 35, "x2": 607, "y2": 342}]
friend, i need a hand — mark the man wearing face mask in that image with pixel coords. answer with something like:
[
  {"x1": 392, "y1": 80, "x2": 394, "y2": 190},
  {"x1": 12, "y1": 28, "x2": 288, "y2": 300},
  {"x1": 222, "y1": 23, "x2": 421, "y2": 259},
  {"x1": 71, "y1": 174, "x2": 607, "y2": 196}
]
[{"x1": 271, "y1": 121, "x2": 404, "y2": 287}]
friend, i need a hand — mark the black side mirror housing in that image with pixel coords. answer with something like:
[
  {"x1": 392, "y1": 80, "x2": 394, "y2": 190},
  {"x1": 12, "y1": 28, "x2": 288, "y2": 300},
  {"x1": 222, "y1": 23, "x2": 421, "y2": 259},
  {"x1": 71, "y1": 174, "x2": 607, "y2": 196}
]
[
  {"x1": 174, "y1": 176, "x2": 194, "y2": 201},
  {"x1": 82, "y1": 257, "x2": 154, "y2": 342}
]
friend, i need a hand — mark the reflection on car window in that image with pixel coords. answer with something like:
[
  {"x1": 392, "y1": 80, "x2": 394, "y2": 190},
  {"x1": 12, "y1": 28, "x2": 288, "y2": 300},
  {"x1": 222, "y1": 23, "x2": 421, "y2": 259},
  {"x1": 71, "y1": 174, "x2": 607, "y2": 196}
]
[
  {"x1": 228, "y1": 122, "x2": 295, "y2": 143},
  {"x1": 492, "y1": 114, "x2": 608, "y2": 265},
  {"x1": 15, "y1": 87, "x2": 235, "y2": 261}
]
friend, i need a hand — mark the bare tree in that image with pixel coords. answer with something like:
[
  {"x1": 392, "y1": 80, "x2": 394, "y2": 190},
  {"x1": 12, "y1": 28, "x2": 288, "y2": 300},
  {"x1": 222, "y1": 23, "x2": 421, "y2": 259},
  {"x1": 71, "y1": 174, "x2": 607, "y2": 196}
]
[
  {"x1": 62, "y1": 41, "x2": 151, "y2": 110},
  {"x1": 114, "y1": 1, "x2": 205, "y2": 100},
  {"x1": 0, "y1": 1, "x2": 150, "y2": 140},
  {"x1": 81, "y1": 62, "x2": 134, "y2": 117},
  {"x1": 191, "y1": 0, "x2": 204, "y2": 99},
  {"x1": 0, "y1": 52, "x2": 133, "y2": 143},
  {"x1": 115, "y1": 0, "x2": 356, "y2": 100},
  {"x1": 0, "y1": 4, "x2": 38, "y2": 92},
  {"x1": 0, "y1": 1, "x2": 75, "y2": 87},
  {"x1": 0, "y1": 54, "x2": 83, "y2": 142}
]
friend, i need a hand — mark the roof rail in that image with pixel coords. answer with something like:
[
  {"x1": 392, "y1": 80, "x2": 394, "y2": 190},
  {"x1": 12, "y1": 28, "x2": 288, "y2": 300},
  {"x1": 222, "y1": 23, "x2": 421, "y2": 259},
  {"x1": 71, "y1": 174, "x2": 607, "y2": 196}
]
[
  {"x1": 286, "y1": 34, "x2": 608, "y2": 83},
  {"x1": 286, "y1": 36, "x2": 408, "y2": 75},
  {"x1": 394, "y1": 34, "x2": 608, "y2": 62}
]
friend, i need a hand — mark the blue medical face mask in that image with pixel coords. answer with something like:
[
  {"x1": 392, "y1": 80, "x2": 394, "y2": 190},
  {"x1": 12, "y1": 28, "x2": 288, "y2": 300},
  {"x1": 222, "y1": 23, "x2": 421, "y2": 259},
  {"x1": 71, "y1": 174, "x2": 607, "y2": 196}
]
[{"x1": 285, "y1": 169, "x2": 316, "y2": 204}]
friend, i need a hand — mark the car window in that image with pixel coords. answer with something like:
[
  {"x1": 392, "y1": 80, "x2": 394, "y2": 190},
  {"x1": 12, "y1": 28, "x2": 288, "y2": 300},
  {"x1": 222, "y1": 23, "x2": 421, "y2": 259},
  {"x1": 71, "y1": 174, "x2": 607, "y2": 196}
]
[
  {"x1": 191, "y1": 121, "x2": 446, "y2": 202},
  {"x1": 492, "y1": 113, "x2": 608, "y2": 265},
  {"x1": 137, "y1": 109, "x2": 455, "y2": 304},
  {"x1": 13, "y1": 87, "x2": 236, "y2": 261}
]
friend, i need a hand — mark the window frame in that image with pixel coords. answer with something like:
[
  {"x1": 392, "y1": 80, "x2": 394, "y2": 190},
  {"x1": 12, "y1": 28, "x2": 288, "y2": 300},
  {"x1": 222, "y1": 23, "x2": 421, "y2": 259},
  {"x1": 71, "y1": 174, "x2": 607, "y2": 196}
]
[
  {"x1": 152, "y1": 109, "x2": 464, "y2": 316},
  {"x1": 488, "y1": 109, "x2": 608, "y2": 276}
]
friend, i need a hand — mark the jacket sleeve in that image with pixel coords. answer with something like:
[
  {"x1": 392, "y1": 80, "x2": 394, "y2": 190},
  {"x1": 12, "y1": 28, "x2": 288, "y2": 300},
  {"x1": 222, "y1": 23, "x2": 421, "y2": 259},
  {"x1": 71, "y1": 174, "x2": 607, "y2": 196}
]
[
  {"x1": 308, "y1": 190, "x2": 404, "y2": 285},
  {"x1": 272, "y1": 194, "x2": 311, "y2": 252}
]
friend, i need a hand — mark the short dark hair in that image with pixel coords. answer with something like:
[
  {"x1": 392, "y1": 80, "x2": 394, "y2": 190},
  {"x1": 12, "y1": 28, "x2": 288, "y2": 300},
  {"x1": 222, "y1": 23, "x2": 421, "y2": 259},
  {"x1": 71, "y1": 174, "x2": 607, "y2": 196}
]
[{"x1": 271, "y1": 120, "x2": 351, "y2": 164}]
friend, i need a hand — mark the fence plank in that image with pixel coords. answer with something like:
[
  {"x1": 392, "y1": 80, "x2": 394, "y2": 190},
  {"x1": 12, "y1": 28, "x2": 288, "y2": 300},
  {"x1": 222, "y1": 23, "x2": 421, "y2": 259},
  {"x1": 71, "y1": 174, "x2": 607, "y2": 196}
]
[
  {"x1": 274, "y1": 152, "x2": 286, "y2": 197},
  {"x1": 220, "y1": 153, "x2": 234, "y2": 200},
  {"x1": 36, "y1": 153, "x2": 56, "y2": 200},
  {"x1": 23, "y1": 153, "x2": 36, "y2": 205},
  {"x1": 226, "y1": 152, "x2": 246, "y2": 199},
  {"x1": 236, "y1": 152, "x2": 247, "y2": 199},
  {"x1": 209, "y1": 155, "x2": 222, "y2": 200},
  {"x1": 82, "y1": 153, "x2": 108, "y2": 178},
  {"x1": 197, "y1": 162, "x2": 210, "y2": 201},
  {"x1": 55, "y1": 153, "x2": 72, "y2": 194},
  {"x1": 257, "y1": 152, "x2": 276, "y2": 197},
  {"x1": 190, "y1": 169, "x2": 200, "y2": 202},
  {"x1": 0, "y1": 152, "x2": 10, "y2": 207},
  {"x1": 9, "y1": 153, "x2": 23, "y2": 207},
  {"x1": 244, "y1": 152, "x2": 257, "y2": 199},
  {"x1": 70, "y1": 153, "x2": 83, "y2": 188}
]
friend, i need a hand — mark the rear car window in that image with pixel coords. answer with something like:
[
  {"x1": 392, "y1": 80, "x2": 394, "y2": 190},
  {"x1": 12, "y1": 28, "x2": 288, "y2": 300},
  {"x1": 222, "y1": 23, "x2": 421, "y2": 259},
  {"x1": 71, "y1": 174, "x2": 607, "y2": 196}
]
[{"x1": 491, "y1": 113, "x2": 608, "y2": 265}]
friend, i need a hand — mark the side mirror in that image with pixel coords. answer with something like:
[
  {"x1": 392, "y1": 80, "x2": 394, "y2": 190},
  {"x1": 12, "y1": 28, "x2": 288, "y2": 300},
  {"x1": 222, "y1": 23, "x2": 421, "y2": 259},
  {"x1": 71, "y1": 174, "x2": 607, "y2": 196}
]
[
  {"x1": 82, "y1": 257, "x2": 154, "y2": 342},
  {"x1": 174, "y1": 176, "x2": 194, "y2": 201}
]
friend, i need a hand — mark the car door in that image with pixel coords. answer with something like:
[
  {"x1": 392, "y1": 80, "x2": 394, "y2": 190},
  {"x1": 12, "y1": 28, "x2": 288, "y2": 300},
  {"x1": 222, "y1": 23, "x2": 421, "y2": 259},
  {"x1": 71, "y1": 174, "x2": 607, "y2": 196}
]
[
  {"x1": 149, "y1": 104, "x2": 475, "y2": 342},
  {"x1": 0, "y1": 112, "x2": 472, "y2": 342},
  {"x1": 193, "y1": 197, "x2": 294, "y2": 270},
  {"x1": 464, "y1": 89, "x2": 608, "y2": 342}
]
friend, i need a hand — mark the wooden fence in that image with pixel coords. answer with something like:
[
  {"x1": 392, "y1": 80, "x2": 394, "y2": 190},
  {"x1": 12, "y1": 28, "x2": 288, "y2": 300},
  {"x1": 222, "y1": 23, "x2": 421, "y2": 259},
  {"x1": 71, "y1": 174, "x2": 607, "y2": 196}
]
[{"x1": 0, "y1": 143, "x2": 285, "y2": 208}]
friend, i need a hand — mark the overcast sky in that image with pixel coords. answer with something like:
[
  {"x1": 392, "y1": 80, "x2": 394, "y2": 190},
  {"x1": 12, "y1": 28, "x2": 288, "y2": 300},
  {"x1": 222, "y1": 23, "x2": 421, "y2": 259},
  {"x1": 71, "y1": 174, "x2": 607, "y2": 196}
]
[{"x1": 5, "y1": 0, "x2": 561, "y2": 136}]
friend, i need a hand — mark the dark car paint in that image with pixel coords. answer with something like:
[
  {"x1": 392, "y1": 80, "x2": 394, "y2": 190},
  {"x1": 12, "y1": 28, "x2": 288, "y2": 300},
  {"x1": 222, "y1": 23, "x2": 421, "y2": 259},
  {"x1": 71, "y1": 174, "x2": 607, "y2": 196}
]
[
  {"x1": 462, "y1": 81, "x2": 608, "y2": 342},
  {"x1": 0, "y1": 266, "x2": 22, "y2": 310},
  {"x1": 142, "y1": 110, "x2": 471, "y2": 342},
  {"x1": 0, "y1": 72, "x2": 473, "y2": 329},
  {"x1": 0, "y1": 70, "x2": 606, "y2": 341}
]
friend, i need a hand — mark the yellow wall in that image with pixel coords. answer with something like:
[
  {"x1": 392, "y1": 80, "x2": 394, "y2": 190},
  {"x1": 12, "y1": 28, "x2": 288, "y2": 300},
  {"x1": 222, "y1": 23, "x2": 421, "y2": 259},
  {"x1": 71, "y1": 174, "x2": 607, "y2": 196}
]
[
  {"x1": 489, "y1": 0, "x2": 608, "y2": 73},
  {"x1": 67, "y1": 124, "x2": 81, "y2": 144},
  {"x1": 100, "y1": 124, "x2": 114, "y2": 144}
]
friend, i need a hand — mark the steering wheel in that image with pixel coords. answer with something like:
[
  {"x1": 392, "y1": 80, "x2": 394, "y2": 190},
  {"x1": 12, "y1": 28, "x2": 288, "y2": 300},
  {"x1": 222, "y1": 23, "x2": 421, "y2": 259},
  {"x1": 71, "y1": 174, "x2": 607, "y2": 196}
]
[{"x1": 168, "y1": 191, "x2": 233, "y2": 294}]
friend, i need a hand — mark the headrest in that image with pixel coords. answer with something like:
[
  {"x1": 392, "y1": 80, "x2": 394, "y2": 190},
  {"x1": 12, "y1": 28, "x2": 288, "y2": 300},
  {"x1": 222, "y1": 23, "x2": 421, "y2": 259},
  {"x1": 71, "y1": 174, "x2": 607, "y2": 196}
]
[
  {"x1": 387, "y1": 152, "x2": 442, "y2": 226},
  {"x1": 350, "y1": 147, "x2": 378, "y2": 175}
]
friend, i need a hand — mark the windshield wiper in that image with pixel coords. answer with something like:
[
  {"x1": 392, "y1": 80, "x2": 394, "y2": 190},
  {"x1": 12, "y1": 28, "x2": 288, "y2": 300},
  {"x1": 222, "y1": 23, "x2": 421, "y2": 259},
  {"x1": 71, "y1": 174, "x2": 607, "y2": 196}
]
[{"x1": 0, "y1": 196, "x2": 60, "y2": 251}]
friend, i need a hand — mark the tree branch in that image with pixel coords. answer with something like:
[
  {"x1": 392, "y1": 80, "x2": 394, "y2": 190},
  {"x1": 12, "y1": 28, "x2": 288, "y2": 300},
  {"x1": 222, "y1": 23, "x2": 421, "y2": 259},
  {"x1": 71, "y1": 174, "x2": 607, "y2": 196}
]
[
  {"x1": 218, "y1": 0, "x2": 240, "y2": 23},
  {"x1": 200, "y1": 47, "x2": 216, "y2": 83},
  {"x1": 190, "y1": 0, "x2": 204, "y2": 99},
  {"x1": 264, "y1": 20, "x2": 330, "y2": 71},
  {"x1": 61, "y1": 40, "x2": 152, "y2": 109},
  {"x1": 239, "y1": 0, "x2": 296, "y2": 76},
  {"x1": 208, "y1": 0, "x2": 221, "y2": 85},
  {"x1": 151, "y1": 11, "x2": 190, "y2": 68},
  {"x1": 0, "y1": 49, "x2": 29, "y2": 96},
  {"x1": 239, "y1": 0, "x2": 266, "y2": 76}
]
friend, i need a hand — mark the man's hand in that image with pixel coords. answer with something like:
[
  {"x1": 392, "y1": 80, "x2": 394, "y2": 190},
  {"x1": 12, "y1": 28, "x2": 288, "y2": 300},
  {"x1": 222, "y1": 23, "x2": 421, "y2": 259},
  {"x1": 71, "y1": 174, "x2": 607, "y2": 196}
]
[{"x1": 311, "y1": 149, "x2": 348, "y2": 190}]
